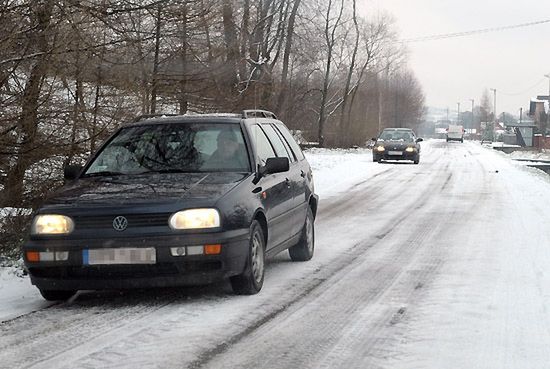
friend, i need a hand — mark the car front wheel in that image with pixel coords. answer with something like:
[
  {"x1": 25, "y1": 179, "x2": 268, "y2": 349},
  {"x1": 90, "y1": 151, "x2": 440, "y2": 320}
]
[
  {"x1": 230, "y1": 220, "x2": 265, "y2": 295},
  {"x1": 289, "y1": 207, "x2": 315, "y2": 261}
]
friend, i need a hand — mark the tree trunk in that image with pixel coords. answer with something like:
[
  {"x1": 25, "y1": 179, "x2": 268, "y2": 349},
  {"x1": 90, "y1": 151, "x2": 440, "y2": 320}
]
[
  {"x1": 222, "y1": 0, "x2": 239, "y2": 90},
  {"x1": 1, "y1": 1, "x2": 54, "y2": 207},
  {"x1": 150, "y1": 5, "x2": 162, "y2": 114},
  {"x1": 276, "y1": 0, "x2": 301, "y2": 115},
  {"x1": 317, "y1": 0, "x2": 344, "y2": 148},
  {"x1": 338, "y1": 0, "x2": 359, "y2": 147}
]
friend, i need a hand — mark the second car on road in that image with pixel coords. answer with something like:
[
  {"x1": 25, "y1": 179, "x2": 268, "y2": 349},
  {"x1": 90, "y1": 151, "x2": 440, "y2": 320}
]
[{"x1": 372, "y1": 128, "x2": 423, "y2": 164}]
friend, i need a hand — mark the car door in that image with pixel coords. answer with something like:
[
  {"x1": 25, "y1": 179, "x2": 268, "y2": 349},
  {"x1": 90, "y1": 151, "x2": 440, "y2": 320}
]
[
  {"x1": 273, "y1": 123, "x2": 310, "y2": 236},
  {"x1": 249, "y1": 124, "x2": 294, "y2": 250},
  {"x1": 260, "y1": 123, "x2": 305, "y2": 239}
]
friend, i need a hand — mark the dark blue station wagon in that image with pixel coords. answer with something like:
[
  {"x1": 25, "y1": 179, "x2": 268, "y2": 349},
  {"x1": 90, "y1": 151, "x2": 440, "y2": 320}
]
[{"x1": 24, "y1": 110, "x2": 318, "y2": 300}]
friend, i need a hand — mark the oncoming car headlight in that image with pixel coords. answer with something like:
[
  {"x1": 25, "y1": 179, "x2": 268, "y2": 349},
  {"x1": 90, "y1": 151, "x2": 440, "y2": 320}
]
[
  {"x1": 31, "y1": 215, "x2": 74, "y2": 235},
  {"x1": 376, "y1": 145, "x2": 386, "y2": 152},
  {"x1": 405, "y1": 147, "x2": 416, "y2": 152},
  {"x1": 169, "y1": 209, "x2": 221, "y2": 230}
]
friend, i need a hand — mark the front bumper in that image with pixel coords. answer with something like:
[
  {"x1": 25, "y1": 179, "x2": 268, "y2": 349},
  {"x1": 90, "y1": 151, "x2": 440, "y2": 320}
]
[
  {"x1": 373, "y1": 151, "x2": 419, "y2": 161},
  {"x1": 23, "y1": 229, "x2": 249, "y2": 291}
]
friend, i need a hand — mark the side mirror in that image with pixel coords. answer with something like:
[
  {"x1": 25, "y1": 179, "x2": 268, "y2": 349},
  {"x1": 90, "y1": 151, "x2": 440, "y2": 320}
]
[
  {"x1": 64, "y1": 165, "x2": 83, "y2": 180},
  {"x1": 416, "y1": 138, "x2": 424, "y2": 143},
  {"x1": 371, "y1": 137, "x2": 378, "y2": 141},
  {"x1": 254, "y1": 157, "x2": 289, "y2": 183}
]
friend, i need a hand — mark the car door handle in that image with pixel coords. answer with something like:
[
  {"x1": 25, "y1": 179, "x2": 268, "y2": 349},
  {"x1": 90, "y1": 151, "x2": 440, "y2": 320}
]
[{"x1": 285, "y1": 178, "x2": 291, "y2": 188}]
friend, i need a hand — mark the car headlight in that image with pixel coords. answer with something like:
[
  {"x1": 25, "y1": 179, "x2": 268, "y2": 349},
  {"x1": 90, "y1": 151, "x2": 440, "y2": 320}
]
[
  {"x1": 376, "y1": 145, "x2": 385, "y2": 152},
  {"x1": 31, "y1": 215, "x2": 74, "y2": 235},
  {"x1": 169, "y1": 209, "x2": 221, "y2": 230},
  {"x1": 405, "y1": 147, "x2": 416, "y2": 152}
]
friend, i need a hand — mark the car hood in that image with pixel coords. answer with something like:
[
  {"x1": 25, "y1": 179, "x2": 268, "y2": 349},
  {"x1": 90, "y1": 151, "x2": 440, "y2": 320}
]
[{"x1": 43, "y1": 172, "x2": 248, "y2": 207}]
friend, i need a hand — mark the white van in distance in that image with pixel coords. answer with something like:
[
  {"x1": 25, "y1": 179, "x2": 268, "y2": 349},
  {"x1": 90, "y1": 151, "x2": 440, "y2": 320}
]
[{"x1": 446, "y1": 125, "x2": 464, "y2": 143}]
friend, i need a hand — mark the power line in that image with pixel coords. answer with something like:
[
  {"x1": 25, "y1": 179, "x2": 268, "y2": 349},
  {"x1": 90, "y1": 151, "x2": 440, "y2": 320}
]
[
  {"x1": 399, "y1": 19, "x2": 550, "y2": 43},
  {"x1": 500, "y1": 79, "x2": 547, "y2": 96}
]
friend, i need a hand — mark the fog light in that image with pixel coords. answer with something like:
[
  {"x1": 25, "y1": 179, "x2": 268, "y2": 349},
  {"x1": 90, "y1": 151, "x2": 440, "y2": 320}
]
[
  {"x1": 186, "y1": 245, "x2": 204, "y2": 255},
  {"x1": 55, "y1": 251, "x2": 69, "y2": 261},
  {"x1": 204, "y1": 244, "x2": 222, "y2": 255},
  {"x1": 170, "y1": 247, "x2": 186, "y2": 256}
]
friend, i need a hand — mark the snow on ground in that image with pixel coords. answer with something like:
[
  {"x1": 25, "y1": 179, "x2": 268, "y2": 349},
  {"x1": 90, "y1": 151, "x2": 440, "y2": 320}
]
[
  {"x1": 4, "y1": 140, "x2": 550, "y2": 368},
  {"x1": 304, "y1": 147, "x2": 387, "y2": 199},
  {"x1": 0, "y1": 267, "x2": 48, "y2": 322},
  {"x1": 381, "y1": 141, "x2": 550, "y2": 369},
  {"x1": 509, "y1": 149, "x2": 550, "y2": 162}
]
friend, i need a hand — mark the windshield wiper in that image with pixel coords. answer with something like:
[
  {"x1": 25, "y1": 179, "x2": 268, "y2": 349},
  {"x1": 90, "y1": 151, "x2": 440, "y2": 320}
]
[
  {"x1": 141, "y1": 168, "x2": 198, "y2": 174},
  {"x1": 83, "y1": 170, "x2": 125, "y2": 177}
]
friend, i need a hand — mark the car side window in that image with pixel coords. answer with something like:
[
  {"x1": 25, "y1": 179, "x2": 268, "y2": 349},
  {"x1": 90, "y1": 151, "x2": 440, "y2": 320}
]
[
  {"x1": 269, "y1": 124, "x2": 297, "y2": 162},
  {"x1": 274, "y1": 124, "x2": 305, "y2": 161},
  {"x1": 260, "y1": 124, "x2": 294, "y2": 162},
  {"x1": 250, "y1": 124, "x2": 276, "y2": 165}
]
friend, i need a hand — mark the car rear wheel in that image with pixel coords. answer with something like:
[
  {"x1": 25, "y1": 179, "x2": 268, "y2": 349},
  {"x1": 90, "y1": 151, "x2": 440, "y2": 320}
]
[
  {"x1": 230, "y1": 220, "x2": 265, "y2": 295},
  {"x1": 289, "y1": 207, "x2": 315, "y2": 261},
  {"x1": 39, "y1": 289, "x2": 76, "y2": 301}
]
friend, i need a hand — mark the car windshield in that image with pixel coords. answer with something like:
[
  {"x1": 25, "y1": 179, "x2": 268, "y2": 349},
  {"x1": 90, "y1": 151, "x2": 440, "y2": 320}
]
[
  {"x1": 379, "y1": 130, "x2": 414, "y2": 142},
  {"x1": 84, "y1": 123, "x2": 250, "y2": 176}
]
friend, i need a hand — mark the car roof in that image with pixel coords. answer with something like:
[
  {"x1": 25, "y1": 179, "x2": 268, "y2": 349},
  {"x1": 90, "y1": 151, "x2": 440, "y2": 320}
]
[
  {"x1": 382, "y1": 128, "x2": 414, "y2": 131},
  {"x1": 126, "y1": 112, "x2": 282, "y2": 128}
]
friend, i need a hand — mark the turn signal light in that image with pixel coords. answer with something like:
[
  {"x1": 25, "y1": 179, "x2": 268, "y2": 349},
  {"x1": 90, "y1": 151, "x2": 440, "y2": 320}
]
[
  {"x1": 26, "y1": 251, "x2": 40, "y2": 262},
  {"x1": 204, "y1": 244, "x2": 222, "y2": 255}
]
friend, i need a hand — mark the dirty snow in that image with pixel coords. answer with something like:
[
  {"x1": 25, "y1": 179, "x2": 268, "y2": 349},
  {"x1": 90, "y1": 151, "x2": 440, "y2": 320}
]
[{"x1": 4, "y1": 140, "x2": 550, "y2": 369}]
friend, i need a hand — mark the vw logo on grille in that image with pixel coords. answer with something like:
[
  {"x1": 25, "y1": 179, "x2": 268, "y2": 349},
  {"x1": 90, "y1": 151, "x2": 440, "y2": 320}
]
[{"x1": 112, "y1": 216, "x2": 128, "y2": 231}]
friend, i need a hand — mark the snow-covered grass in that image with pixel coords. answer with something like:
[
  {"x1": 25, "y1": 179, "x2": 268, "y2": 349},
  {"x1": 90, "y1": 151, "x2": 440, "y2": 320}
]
[
  {"x1": 0, "y1": 266, "x2": 48, "y2": 322},
  {"x1": 304, "y1": 147, "x2": 387, "y2": 199}
]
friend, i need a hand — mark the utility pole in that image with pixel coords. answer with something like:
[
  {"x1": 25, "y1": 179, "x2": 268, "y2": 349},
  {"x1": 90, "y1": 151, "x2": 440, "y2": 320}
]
[
  {"x1": 470, "y1": 98, "x2": 475, "y2": 130},
  {"x1": 491, "y1": 88, "x2": 497, "y2": 140},
  {"x1": 457, "y1": 102, "x2": 461, "y2": 124},
  {"x1": 544, "y1": 74, "x2": 550, "y2": 135},
  {"x1": 520, "y1": 107, "x2": 523, "y2": 124},
  {"x1": 446, "y1": 107, "x2": 449, "y2": 121}
]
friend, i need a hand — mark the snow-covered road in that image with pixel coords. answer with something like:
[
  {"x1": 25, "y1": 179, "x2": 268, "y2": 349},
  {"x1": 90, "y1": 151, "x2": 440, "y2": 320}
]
[{"x1": 3, "y1": 140, "x2": 550, "y2": 368}]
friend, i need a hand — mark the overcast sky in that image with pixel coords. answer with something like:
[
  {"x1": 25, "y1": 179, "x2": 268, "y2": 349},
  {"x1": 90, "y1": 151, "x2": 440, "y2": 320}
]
[{"x1": 358, "y1": 0, "x2": 550, "y2": 117}]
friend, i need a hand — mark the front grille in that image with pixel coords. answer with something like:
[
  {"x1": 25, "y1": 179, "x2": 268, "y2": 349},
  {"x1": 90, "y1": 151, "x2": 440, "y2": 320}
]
[{"x1": 73, "y1": 213, "x2": 171, "y2": 229}]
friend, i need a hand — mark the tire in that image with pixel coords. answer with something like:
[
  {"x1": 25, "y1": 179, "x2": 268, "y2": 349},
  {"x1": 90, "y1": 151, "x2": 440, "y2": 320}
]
[
  {"x1": 39, "y1": 289, "x2": 76, "y2": 301},
  {"x1": 289, "y1": 207, "x2": 315, "y2": 262},
  {"x1": 461, "y1": 139, "x2": 464, "y2": 143},
  {"x1": 230, "y1": 220, "x2": 265, "y2": 295},
  {"x1": 413, "y1": 156, "x2": 420, "y2": 165}
]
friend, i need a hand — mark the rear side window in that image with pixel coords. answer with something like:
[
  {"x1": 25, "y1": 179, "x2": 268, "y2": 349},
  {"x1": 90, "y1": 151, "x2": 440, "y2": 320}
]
[
  {"x1": 250, "y1": 125, "x2": 276, "y2": 165},
  {"x1": 275, "y1": 124, "x2": 305, "y2": 161},
  {"x1": 260, "y1": 124, "x2": 294, "y2": 162}
]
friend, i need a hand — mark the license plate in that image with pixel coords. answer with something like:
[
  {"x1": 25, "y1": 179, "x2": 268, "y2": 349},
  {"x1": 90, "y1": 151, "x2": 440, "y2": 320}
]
[
  {"x1": 83, "y1": 248, "x2": 156, "y2": 265},
  {"x1": 388, "y1": 151, "x2": 403, "y2": 155}
]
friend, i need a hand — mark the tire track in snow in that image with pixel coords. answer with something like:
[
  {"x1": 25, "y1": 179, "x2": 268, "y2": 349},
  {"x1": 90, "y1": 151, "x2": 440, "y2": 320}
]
[
  {"x1": 0, "y1": 140, "x2": 454, "y2": 369},
  {"x1": 189, "y1": 142, "x2": 464, "y2": 369}
]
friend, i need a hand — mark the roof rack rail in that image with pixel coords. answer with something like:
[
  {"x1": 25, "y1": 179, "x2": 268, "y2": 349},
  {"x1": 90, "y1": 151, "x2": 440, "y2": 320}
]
[
  {"x1": 132, "y1": 113, "x2": 179, "y2": 122},
  {"x1": 242, "y1": 109, "x2": 277, "y2": 120}
]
